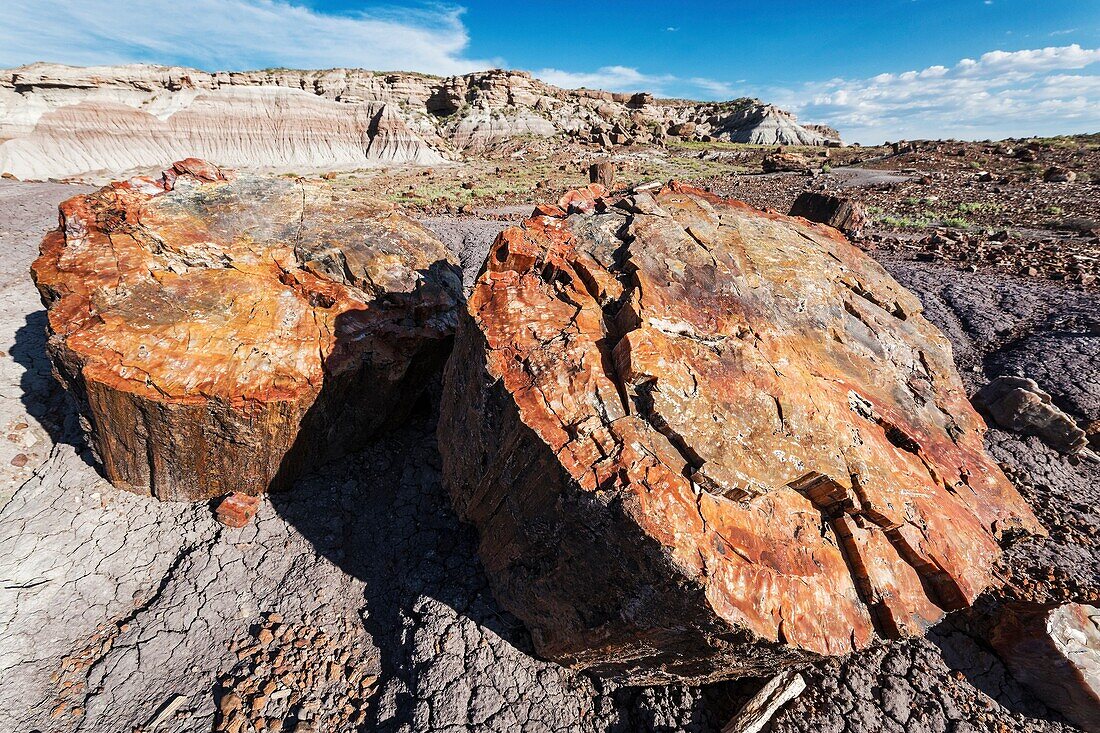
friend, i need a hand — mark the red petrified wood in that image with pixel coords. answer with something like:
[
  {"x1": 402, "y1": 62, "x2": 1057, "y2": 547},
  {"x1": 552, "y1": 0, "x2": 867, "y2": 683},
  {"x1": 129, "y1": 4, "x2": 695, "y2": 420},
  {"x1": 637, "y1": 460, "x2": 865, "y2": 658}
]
[
  {"x1": 439, "y1": 182, "x2": 1043, "y2": 684},
  {"x1": 33, "y1": 160, "x2": 461, "y2": 502}
]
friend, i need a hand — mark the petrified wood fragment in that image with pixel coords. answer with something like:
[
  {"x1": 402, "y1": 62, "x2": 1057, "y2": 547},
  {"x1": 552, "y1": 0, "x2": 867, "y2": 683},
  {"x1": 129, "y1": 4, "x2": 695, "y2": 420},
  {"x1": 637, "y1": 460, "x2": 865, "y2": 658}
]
[
  {"x1": 33, "y1": 161, "x2": 461, "y2": 501},
  {"x1": 989, "y1": 602, "x2": 1100, "y2": 732},
  {"x1": 439, "y1": 182, "x2": 1042, "y2": 684}
]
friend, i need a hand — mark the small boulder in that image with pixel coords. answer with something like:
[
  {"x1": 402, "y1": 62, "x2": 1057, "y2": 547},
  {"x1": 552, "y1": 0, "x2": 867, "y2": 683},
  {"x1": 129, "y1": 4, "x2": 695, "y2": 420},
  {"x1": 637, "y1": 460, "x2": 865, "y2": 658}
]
[
  {"x1": 974, "y1": 376, "x2": 1089, "y2": 454},
  {"x1": 762, "y1": 151, "x2": 810, "y2": 173},
  {"x1": 988, "y1": 602, "x2": 1100, "y2": 733},
  {"x1": 668, "y1": 121, "x2": 696, "y2": 137},
  {"x1": 1044, "y1": 166, "x2": 1077, "y2": 183},
  {"x1": 588, "y1": 161, "x2": 615, "y2": 189}
]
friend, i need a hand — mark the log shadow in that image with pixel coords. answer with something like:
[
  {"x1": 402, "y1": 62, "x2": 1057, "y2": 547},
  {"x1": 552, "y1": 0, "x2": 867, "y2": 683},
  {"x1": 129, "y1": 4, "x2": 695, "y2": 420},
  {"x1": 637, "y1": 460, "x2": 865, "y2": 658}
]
[{"x1": 11, "y1": 310, "x2": 100, "y2": 471}]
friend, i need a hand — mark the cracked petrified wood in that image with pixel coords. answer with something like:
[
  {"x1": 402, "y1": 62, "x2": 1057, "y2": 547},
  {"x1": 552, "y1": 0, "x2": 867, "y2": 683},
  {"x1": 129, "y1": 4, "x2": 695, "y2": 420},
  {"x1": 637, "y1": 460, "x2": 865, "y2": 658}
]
[
  {"x1": 32, "y1": 161, "x2": 461, "y2": 501},
  {"x1": 439, "y1": 182, "x2": 1043, "y2": 684}
]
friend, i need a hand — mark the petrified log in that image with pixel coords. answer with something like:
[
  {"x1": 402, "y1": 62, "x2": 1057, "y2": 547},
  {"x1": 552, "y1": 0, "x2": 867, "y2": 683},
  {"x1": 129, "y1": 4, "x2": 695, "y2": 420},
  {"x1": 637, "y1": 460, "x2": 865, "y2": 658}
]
[
  {"x1": 33, "y1": 160, "x2": 461, "y2": 501},
  {"x1": 789, "y1": 191, "x2": 868, "y2": 237},
  {"x1": 439, "y1": 182, "x2": 1042, "y2": 684}
]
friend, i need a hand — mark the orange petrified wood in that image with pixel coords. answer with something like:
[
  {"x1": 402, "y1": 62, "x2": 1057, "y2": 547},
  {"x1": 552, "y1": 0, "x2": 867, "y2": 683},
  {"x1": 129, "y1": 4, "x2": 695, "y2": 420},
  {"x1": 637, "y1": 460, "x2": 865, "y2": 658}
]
[
  {"x1": 33, "y1": 160, "x2": 461, "y2": 501},
  {"x1": 439, "y1": 182, "x2": 1043, "y2": 684}
]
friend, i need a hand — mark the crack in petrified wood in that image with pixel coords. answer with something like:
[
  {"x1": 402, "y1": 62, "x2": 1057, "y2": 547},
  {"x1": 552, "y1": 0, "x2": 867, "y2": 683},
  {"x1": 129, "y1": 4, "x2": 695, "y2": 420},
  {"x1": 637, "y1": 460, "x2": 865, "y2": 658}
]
[{"x1": 440, "y1": 182, "x2": 1044, "y2": 684}]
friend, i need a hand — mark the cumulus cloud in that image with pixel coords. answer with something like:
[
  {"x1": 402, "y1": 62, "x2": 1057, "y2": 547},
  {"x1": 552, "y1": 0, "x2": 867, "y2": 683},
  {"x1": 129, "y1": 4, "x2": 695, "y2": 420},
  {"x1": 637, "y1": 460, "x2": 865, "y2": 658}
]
[
  {"x1": 535, "y1": 65, "x2": 741, "y2": 100},
  {"x1": 535, "y1": 65, "x2": 675, "y2": 92},
  {"x1": 0, "y1": 0, "x2": 496, "y2": 74},
  {"x1": 774, "y1": 44, "x2": 1100, "y2": 144}
]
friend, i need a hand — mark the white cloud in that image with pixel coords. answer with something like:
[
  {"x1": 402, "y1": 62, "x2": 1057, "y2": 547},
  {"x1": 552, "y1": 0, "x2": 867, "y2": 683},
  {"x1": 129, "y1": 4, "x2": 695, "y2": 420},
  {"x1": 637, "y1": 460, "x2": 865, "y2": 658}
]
[
  {"x1": 534, "y1": 65, "x2": 677, "y2": 93},
  {"x1": 534, "y1": 65, "x2": 742, "y2": 101},
  {"x1": 0, "y1": 0, "x2": 495, "y2": 74},
  {"x1": 771, "y1": 44, "x2": 1100, "y2": 144}
]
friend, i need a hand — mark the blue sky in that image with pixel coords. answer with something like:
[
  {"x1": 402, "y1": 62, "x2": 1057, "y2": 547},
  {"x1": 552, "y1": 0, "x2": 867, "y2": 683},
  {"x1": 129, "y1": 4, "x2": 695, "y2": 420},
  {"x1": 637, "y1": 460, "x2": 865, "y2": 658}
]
[{"x1": 2, "y1": 0, "x2": 1098, "y2": 143}]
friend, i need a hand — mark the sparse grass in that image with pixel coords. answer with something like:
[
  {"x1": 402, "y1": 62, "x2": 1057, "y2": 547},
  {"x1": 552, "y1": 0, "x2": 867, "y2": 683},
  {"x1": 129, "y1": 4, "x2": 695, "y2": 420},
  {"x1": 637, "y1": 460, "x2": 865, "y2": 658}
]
[
  {"x1": 1029, "y1": 133, "x2": 1100, "y2": 149},
  {"x1": 879, "y1": 215, "x2": 935, "y2": 229},
  {"x1": 904, "y1": 196, "x2": 939, "y2": 206},
  {"x1": 956, "y1": 202, "x2": 1000, "y2": 214},
  {"x1": 940, "y1": 217, "x2": 971, "y2": 229}
]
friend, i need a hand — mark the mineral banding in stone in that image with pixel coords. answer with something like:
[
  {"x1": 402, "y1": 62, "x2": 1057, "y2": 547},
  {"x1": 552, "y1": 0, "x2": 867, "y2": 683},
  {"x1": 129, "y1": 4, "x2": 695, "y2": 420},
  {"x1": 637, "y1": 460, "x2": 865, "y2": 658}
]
[
  {"x1": 33, "y1": 160, "x2": 461, "y2": 501},
  {"x1": 440, "y1": 182, "x2": 1043, "y2": 684}
]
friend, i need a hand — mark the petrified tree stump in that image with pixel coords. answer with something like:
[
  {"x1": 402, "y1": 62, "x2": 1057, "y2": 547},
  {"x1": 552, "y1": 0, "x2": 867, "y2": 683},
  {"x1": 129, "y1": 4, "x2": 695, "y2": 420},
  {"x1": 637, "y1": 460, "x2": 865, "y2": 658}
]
[
  {"x1": 439, "y1": 182, "x2": 1042, "y2": 684},
  {"x1": 33, "y1": 160, "x2": 461, "y2": 501}
]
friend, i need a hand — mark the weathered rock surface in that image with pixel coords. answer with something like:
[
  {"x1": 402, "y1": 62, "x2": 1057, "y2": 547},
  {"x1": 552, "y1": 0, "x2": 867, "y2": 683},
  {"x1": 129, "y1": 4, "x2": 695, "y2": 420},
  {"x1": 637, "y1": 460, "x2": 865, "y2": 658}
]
[
  {"x1": 988, "y1": 602, "x2": 1100, "y2": 732},
  {"x1": 0, "y1": 63, "x2": 838, "y2": 180},
  {"x1": 31, "y1": 162, "x2": 461, "y2": 501},
  {"x1": 440, "y1": 182, "x2": 1042, "y2": 684}
]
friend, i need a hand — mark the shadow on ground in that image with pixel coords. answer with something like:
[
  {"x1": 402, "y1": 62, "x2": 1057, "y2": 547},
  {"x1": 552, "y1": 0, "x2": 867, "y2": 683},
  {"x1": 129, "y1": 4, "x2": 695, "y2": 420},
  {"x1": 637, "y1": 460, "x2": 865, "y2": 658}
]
[
  {"x1": 269, "y1": 390, "x2": 745, "y2": 732},
  {"x1": 11, "y1": 310, "x2": 99, "y2": 471}
]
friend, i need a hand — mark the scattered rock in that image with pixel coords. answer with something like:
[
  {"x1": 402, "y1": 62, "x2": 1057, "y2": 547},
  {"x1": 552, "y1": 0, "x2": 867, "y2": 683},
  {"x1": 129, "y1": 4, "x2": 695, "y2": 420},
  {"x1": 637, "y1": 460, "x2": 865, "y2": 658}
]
[
  {"x1": 32, "y1": 161, "x2": 462, "y2": 500},
  {"x1": 1044, "y1": 166, "x2": 1077, "y2": 183},
  {"x1": 974, "y1": 376, "x2": 1089, "y2": 454},
  {"x1": 145, "y1": 694, "x2": 189, "y2": 731},
  {"x1": 988, "y1": 602, "x2": 1100, "y2": 733},
  {"x1": 216, "y1": 492, "x2": 262, "y2": 528},
  {"x1": 669, "y1": 121, "x2": 697, "y2": 138},
  {"x1": 440, "y1": 182, "x2": 1041, "y2": 684},
  {"x1": 789, "y1": 190, "x2": 868, "y2": 236}
]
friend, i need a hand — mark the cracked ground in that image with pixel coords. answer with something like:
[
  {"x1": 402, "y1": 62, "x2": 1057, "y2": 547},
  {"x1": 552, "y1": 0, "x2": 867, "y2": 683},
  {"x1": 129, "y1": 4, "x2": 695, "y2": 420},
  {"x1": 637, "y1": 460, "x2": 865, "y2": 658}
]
[{"x1": 1, "y1": 179, "x2": 1096, "y2": 732}]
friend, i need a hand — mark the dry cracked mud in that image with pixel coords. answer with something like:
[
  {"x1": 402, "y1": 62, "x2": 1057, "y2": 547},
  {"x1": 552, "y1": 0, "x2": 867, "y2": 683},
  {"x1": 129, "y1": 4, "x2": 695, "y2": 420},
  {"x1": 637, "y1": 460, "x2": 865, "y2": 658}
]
[{"x1": 1, "y1": 178, "x2": 1097, "y2": 732}]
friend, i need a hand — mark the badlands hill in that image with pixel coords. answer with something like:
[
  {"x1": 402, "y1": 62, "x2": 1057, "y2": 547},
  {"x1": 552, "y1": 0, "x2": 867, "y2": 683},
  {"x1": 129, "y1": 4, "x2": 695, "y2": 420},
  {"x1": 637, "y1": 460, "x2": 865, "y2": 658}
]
[{"x1": 0, "y1": 63, "x2": 839, "y2": 180}]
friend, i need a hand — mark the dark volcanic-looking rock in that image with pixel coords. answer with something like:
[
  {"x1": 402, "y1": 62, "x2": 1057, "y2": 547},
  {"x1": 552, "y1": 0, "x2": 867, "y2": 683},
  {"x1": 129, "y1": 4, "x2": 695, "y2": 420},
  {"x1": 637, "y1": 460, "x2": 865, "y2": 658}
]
[
  {"x1": 32, "y1": 161, "x2": 461, "y2": 501},
  {"x1": 439, "y1": 182, "x2": 1042, "y2": 685}
]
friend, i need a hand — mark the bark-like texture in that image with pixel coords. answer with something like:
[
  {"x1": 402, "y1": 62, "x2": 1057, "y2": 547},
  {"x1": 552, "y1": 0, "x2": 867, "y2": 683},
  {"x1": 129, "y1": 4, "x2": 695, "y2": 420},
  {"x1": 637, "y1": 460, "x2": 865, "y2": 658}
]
[
  {"x1": 440, "y1": 182, "x2": 1042, "y2": 684},
  {"x1": 31, "y1": 162, "x2": 461, "y2": 501}
]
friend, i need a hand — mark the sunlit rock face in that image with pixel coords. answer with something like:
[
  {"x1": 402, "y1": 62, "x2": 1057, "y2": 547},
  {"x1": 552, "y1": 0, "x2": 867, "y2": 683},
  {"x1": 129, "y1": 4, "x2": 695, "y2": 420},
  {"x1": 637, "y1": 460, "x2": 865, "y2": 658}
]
[
  {"x1": 439, "y1": 182, "x2": 1042, "y2": 685},
  {"x1": 32, "y1": 160, "x2": 461, "y2": 501},
  {"x1": 0, "y1": 63, "x2": 835, "y2": 180}
]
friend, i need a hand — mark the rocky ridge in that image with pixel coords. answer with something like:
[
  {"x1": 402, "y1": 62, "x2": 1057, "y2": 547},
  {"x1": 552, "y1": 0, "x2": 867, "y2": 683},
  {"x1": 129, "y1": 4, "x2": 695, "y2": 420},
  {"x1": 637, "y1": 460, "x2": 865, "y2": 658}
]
[{"x1": 0, "y1": 63, "x2": 837, "y2": 180}]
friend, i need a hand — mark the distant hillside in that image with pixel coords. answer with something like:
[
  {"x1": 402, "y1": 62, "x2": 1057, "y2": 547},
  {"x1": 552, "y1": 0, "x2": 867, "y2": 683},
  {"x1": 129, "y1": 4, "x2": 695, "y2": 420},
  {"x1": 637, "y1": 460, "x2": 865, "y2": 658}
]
[{"x1": 0, "y1": 63, "x2": 839, "y2": 180}]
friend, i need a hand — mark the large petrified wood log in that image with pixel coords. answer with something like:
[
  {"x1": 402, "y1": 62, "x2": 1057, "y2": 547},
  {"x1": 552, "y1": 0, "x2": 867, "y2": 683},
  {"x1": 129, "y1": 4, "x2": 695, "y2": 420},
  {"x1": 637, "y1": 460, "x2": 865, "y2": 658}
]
[
  {"x1": 33, "y1": 160, "x2": 461, "y2": 501},
  {"x1": 439, "y1": 182, "x2": 1043, "y2": 684}
]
